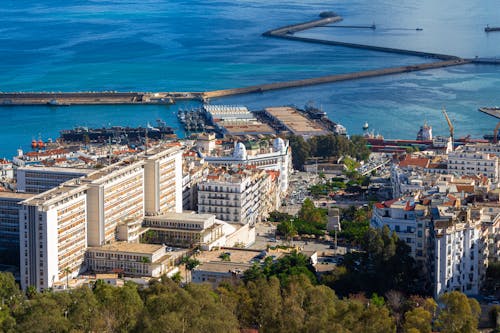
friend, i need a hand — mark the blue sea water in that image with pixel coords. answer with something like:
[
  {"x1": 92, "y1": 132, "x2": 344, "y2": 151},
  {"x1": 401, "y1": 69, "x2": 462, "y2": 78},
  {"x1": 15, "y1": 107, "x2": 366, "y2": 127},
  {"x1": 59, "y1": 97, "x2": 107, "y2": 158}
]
[{"x1": 0, "y1": 0, "x2": 499, "y2": 158}]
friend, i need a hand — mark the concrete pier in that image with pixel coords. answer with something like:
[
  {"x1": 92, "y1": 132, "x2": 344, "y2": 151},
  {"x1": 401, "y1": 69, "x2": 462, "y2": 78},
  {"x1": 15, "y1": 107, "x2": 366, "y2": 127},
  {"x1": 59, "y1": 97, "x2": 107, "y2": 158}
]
[
  {"x1": 202, "y1": 59, "x2": 470, "y2": 99},
  {"x1": 0, "y1": 92, "x2": 177, "y2": 106}
]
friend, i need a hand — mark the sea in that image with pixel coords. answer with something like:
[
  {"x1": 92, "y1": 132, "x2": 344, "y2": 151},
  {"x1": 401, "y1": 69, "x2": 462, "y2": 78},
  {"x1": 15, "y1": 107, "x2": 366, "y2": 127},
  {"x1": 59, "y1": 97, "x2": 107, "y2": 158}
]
[{"x1": 0, "y1": 0, "x2": 499, "y2": 158}]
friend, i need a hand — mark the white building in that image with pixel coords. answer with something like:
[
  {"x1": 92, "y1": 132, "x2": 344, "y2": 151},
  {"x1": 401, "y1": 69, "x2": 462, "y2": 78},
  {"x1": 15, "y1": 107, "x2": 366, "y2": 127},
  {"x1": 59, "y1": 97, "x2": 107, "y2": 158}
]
[
  {"x1": 86, "y1": 242, "x2": 172, "y2": 277},
  {"x1": 197, "y1": 168, "x2": 267, "y2": 225},
  {"x1": 448, "y1": 144, "x2": 499, "y2": 183},
  {"x1": 432, "y1": 206, "x2": 486, "y2": 297},
  {"x1": 142, "y1": 212, "x2": 225, "y2": 250},
  {"x1": 200, "y1": 137, "x2": 291, "y2": 194},
  {"x1": 20, "y1": 180, "x2": 88, "y2": 290},
  {"x1": 371, "y1": 197, "x2": 428, "y2": 262},
  {"x1": 18, "y1": 144, "x2": 183, "y2": 290},
  {"x1": 16, "y1": 166, "x2": 92, "y2": 193}
]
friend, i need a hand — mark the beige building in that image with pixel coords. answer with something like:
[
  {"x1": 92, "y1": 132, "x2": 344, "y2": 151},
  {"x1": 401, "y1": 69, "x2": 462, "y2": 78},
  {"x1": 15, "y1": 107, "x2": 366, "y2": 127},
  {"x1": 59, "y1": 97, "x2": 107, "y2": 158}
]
[
  {"x1": 18, "y1": 144, "x2": 183, "y2": 290},
  {"x1": 86, "y1": 242, "x2": 172, "y2": 277},
  {"x1": 143, "y1": 212, "x2": 225, "y2": 249},
  {"x1": 20, "y1": 180, "x2": 88, "y2": 290},
  {"x1": 85, "y1": 160, "x2": 145, "y2": 246}
]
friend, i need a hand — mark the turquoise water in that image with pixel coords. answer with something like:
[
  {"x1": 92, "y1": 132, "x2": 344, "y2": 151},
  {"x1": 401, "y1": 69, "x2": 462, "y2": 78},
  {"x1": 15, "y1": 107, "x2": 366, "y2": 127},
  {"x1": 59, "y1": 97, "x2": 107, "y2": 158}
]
[{"x1": 0, "y1": 0, "x2": 499, "y2": 157}]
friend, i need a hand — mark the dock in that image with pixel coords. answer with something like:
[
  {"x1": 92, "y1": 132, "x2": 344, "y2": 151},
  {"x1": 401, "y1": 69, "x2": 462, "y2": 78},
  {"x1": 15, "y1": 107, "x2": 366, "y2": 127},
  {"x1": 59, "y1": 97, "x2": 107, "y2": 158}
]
[{"x1": 0, "y1": 92, "x2": 178, "y2": 106}]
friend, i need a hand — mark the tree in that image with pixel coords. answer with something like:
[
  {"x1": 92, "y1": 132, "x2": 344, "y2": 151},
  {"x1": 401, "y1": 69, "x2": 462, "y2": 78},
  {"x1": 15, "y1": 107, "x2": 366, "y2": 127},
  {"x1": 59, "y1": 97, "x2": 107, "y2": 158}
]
[
  {"x1": 288, "y1": 135, "x2": 310, "y2": 170},
  {"x1": 404, "y1": 307, "x2": 433, "y2": 333},
  {"x1": 489, "y1": 305, "x2": 500, "y2": 331},
  {"x1": 435, "y1": 291, "x2": 481, "y2": 333}
]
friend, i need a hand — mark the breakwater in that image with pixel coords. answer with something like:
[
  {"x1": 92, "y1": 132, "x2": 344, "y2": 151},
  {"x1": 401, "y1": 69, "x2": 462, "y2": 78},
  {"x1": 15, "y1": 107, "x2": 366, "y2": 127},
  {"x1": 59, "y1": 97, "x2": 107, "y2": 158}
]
[{"x1": 202, "y1": 59, "x2": 470, "y2": 99}]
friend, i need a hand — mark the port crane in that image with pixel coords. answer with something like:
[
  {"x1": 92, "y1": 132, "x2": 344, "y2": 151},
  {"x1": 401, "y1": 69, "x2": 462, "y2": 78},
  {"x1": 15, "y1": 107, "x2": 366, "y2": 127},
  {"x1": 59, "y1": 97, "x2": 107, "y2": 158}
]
[{"x1": 441, "y1": 107, "x2": 454, "y2": 151}]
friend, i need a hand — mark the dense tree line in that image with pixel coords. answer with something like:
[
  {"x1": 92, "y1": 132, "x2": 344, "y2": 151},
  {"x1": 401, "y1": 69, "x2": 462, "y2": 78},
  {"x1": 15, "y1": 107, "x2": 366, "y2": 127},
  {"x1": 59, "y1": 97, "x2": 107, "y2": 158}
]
[
  {"x1": 276, "y1": 198, "x2": 327, "y2": 237},
  {"x1": 288, "y1": 134, "x2": 371, "y2": 170},
  {"x1": 0, "y1": 256, "x2": 488, "y2": 333}
]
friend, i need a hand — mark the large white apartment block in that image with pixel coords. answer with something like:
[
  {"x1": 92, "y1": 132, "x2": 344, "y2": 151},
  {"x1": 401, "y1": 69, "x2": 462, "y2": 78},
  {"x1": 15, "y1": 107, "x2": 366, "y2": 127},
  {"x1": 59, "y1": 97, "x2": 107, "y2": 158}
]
[
  {"x1": 447, "y1": 144, "x2": 499, "y2": 183},
  {"x1": 432, "y1": 206, "x2": 485, "y2": 297},
  {"x1": 200, "y1": 137, "x2": 291, "y2": 194},
  {"x1": 85, "y1": 161, "x2": 145, "y2": 247},
  {"x1": 19, "y1": 181, "x2": 88, "y2": 290},
  {"x1": 17, "y1": 144, "x2": 183, "y2": 290},
  {"x1": 144, "y1": 146, "x2": 183, "y2": 214},
  {"x1": 16, "y1": 166, "x2": 92, "y2": 194},
  {"x1": 371, "y1": 197, "x2": 428, "y2": 262},
  {"x1": 198, "y1": 169, "x2": 267, "y2": 225}
]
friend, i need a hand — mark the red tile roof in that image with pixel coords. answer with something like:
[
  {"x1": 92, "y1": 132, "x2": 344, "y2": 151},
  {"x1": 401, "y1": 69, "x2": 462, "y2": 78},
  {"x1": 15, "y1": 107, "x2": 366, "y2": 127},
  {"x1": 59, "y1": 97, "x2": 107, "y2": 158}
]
[{"x1": 398, "y1": 155, "x2": 430, "y2": 168}]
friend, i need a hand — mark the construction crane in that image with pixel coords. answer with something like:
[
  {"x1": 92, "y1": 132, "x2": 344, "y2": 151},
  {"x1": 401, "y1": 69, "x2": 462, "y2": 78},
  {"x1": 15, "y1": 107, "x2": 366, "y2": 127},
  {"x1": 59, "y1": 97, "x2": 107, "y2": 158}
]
[
  {"x1": 441, "y1": 107, "x2": 454, "y2": 151},
  {"x1": 494, "y1": 121, "x2": 500, "y2": 144}
]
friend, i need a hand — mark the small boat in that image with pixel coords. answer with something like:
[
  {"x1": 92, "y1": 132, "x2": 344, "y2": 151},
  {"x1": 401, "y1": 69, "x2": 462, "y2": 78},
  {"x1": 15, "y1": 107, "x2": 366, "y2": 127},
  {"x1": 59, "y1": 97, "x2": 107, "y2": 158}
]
[
  {"x1": 416, "y1": 28, "x2": 423, "y2": 31},
  {"x1": 362, "y1": 122, "x2": 369, "y2": 130}
]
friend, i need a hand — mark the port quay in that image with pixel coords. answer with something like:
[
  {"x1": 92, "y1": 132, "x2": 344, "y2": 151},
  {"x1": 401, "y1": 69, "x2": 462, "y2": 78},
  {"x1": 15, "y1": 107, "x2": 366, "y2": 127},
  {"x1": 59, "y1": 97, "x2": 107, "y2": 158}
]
[{"x1": 0, "y1": 13, "x2": 497, "y2": 106}]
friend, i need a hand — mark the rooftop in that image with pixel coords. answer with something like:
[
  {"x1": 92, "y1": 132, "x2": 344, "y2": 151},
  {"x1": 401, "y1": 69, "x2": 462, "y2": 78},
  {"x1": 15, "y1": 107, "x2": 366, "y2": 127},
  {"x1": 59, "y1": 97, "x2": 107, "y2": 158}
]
[
  {"x1": 264, "y1": 106, "x2": 328, "y2": 136},
  {"x1": 0, "y1": 192, "x2": 35, "y2": 200},
  {"x1": 145, "y1": 212, "x2": 215, "y2": 223},
  {"x1": 88, "y1": 242, "x2": 164, "y2": 255},
  {"x1": 193, "y1": 261, "x2": 253, "y2": 273}
]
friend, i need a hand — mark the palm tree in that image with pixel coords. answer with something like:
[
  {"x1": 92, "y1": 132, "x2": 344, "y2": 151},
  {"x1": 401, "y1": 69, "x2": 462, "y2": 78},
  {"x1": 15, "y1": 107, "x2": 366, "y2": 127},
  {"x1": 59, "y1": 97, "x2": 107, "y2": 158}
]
[{"x1": 63, "y1": 267, "x2": 71, "y2": 289}]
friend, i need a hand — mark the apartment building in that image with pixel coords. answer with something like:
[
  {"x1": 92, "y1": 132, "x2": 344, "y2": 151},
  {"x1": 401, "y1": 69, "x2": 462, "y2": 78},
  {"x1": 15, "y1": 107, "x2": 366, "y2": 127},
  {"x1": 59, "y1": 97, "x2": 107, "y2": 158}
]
[
  {"x1": 197, "y1": 168, "x2": 267, "y2": 225},
  {"x1": 19, "y1": 180, "x2": 88, "y2": 290},
  {"x1": 431, "y1": 206, "x2": 486, "y2": 297},
  {"x1": 144, "y1": 146, "x2": 183, "y2": 214},
  {"x1": 448, "y1": 144, "x2": 499, "y2": 182},
  {"x1": 17, "y1": 144, "x2": 183, "y2": 290},
  {"x1": 200, "y1": 137, "x2": 291, "y2": 194},
  {"x1": 84, "y1": 161, "x2": 145, "y2": 247},
  {"x1": 371, "y1": 197, "x2": 429, "y2": 262},
  {"x1": 16, "y1": 166, "x2": 92, "y2": 193}
]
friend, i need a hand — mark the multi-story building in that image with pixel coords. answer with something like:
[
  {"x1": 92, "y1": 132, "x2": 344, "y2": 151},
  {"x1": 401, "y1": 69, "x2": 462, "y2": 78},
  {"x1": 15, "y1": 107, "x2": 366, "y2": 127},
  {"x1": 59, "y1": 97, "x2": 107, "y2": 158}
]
[
  {"x1": 17, "y1": 144, "x2": 183, "y2": 290},
  {"x1": 19, "y1": 180, "x2": 88, "y2": 290},
  {"x1": 16, "y1": 166, "x2": 92, "y2": 193},
  {"x1": 431, "y1": 206, "x2": 486, "y2": 297},
  {"x1": 0, "y1": 192, "x2": 33, "y2": 266},
  {"x1": 198, "y1": 168, "x2": 267, "y2": 225},
  {"x1": 200, "y1": 137, "x2": 291, "y2": 194},
  {"x1": 144, "y1": 146, "x2": 183, "y2": 214},
  {"x1": 181, "y1": 150, "x2": 208, "y2": 211},
  {"x1": 448, "y1": 144, "x2": 499, "y2": 183},
  {"x1": 142, "y1": 212, "x2": 225, "y2": 250},
  {"x1": 371, "y1": 197, "x2": 429, "y2": 262},
  {"x1": 86, "y1": 242, "x2": 172, "y2": 277},
  {"x1": 84, "y1": 160, "x2": 145, "y2": 247}
]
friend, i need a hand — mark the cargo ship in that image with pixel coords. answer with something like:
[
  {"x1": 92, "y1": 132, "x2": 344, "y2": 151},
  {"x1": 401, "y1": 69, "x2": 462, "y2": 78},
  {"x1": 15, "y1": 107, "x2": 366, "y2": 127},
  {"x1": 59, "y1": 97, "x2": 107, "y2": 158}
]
[{"x1": 60, "y1": 120, "x2": 175, "y2": 144}]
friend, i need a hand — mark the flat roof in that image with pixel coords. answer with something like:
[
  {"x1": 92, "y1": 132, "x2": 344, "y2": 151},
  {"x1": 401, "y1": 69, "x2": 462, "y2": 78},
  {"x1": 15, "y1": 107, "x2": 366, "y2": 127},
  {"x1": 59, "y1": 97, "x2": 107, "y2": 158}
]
[
  {"x1": 88, "y1": 242, "x2": 164, "y2": 254},
  {"x1": 194, "y1": 261, "x2": 253, "y2": 273},
  {"x1": 223, "y1": 123, "x2": 276, "y2": 135},
  {"x1": 264, "y1": 106, "x2": 328, "y2": 135},
  {"x1": 145, "y1": 212, "x2": 215, "y2": 223},
  {"x1": 0, "y1": 192, "x2": 35, "y2": 200},
  {"x1": 17, "y1": 166, "x2": 93, "y2": 174}
]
